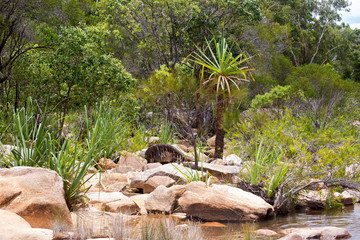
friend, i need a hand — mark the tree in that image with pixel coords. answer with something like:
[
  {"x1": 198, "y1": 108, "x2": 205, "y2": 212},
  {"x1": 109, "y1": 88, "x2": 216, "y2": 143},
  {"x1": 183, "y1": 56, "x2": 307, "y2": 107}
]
[
  {"x1": 191, "y1": 36, "x2": 254, "y2": 158},
  {"x1": 24, "y1": 24, "x2": 134, "y2": 133},
  {"x1": 99, "y1": 0, "x2": 261, "y2": 77}
]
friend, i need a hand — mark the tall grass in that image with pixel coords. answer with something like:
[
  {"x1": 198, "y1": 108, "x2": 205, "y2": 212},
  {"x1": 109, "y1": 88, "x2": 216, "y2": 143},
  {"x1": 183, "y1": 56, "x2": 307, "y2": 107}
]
[
  {"x1": 159, "y1": 121, "x2": 177, "y2": 144},
  {"x1": 85, "y1": 103, "x2": 130, "y2": 158},
  {"x1": 3, "y1": 101, "x2": 99, "y2": 209}
]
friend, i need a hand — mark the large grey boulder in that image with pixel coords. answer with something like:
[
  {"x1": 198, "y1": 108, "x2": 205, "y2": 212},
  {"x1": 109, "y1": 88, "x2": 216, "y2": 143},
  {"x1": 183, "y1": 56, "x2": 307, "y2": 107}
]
[
  {"x1": 0, "y1": 167, "x2": 72, "y2": 229},
  {"x1": 178, "y1": 182, "x2": 274, "y2": 222}
]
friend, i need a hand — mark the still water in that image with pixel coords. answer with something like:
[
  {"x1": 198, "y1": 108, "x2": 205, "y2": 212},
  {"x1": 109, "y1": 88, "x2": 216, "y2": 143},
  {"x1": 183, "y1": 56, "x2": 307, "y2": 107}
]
[{"x1": 203, "y1": 204, "x2": 360, "y2": 239}]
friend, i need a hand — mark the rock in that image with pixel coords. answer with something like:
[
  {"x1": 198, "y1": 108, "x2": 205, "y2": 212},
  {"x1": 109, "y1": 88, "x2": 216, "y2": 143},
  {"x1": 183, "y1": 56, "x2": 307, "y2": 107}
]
[
  {"x1": 178, "y1": 182, "x2": 274, "y2": 222},
  {"x1": 204, "y1": 148, "x2": 215, "y2": 158},
  {"x1": 169, "y1": 185, "x2": 187, "y2": 198},
  {"x1": 0, "y1": 144, "x2": 16, "y2": 156},
  {"x1": 210, "y1": 158, "x2": 227, "y2": 165},
  {"x1": 187, "y1": 162, "x2": 242, "y2": 183},
  {"x1": 341, "y1": 189, "x2": 360, "y2": 203},
  {"x1": 345, "y1": 163, "x2": 360, "y2": 177},
  {"x1": 223, "y1": 154, "x2": 243, "y2": 166},
  {"x1": 118, "y1": 151, "x2": 147, "y2": 171},
  {"x1": 207, "y1": 135, "x2": 216, "y2": 147},
  {"x1": 110, "y1": 166, "x2": 137, "y2": 174},
  {"x1": 201, "y1": 222, "x2": 227, "y2": 228},
  {"x1": 187, "y1": 151, "x2": 210, "y2": 163},
  {"x1": 86, "y1": 192, "x2": 138, "y2": 214},
  {"x1": 170, "y1": 212, "x2": 187, "y2": 220},
  {"x1": 279, "y1": 227, "x2": 351, "y2": 240},
  {"x1": 84, "y1": 173, "x2": 105, "y2": 192},
  {"x1": 145, "y1": 185, "x2": 176, "y2": 213},
  {"x1": 146, "y1": 162, "x2": 162, "y2": 170},
  {"x1": 143, "y1": 176, "x2": 175, "y2": 193},
  {"x1": 131, "y1": 194, "x2": 149, "y2": 215},
  {"x1": 130, "y1": 163, "x2": 202, "y2": 189},
  {"x1": 72, "y1": 207, "x2": 141, "y2": 239},
  {"x1": 98, "y1": 158, "x2": 117, "y2": 170},
  {"x1": 296, "y1": 189, "x2": 327, "y2": 209},
  {"x1": 0, "y1": 209, "x2": 53, "y2": 240},
  {"x1": 0, "y1": 167, "x2": 72, "y2": 229},
  {"x1": 101, "y1": 173, "x2": 128, "y2": 192},
  {"x1": 148, "y1": 136, "x2": 160, "y2": 145},
  {"x1": 177, "y1": 140, "x2": 193, "y2": 152},
  {"x1": 254, "y1": 229, "x2": 278, "y2": 236}
]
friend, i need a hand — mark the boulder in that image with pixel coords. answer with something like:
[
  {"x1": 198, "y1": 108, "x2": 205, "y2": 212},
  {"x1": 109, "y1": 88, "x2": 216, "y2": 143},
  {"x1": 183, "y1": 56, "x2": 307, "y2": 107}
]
[
  {"x1": 117, "y1": 151, "x2": 147, "y2": 171},
  {"x1": 71, "y1": 207, "x2": 141, "y2": 239},
  {"x1": 0, "y1": 167, "x2": 72, "y2": 229},
  {"x1": 254, "y1": 229, "x2": 278, "y2": 236},
  {"x1": 146, "y1": 162, "x2": 162, "y2": 170},
  {"x1": 187, "y1": 151, "x2": 210, "y2": 163},
  {"x1": 207, "y1": 136, "x2": 216, "y2": 147},
  {"x1": 279, "y1": 227, "x2": 351, "y2": 240},
  {"x1": 131, "y1": 194, "x2": 150, "y2": 215},
  {"x1": 0, "y1": 210, "x2": 53, "y2": 240},
  {"x1": 145, "y1": 185, "x2": 176, "y2": 213},
  {"x1": 178, "y1": 182, "x2": 274, "y2": 221},
  {"x1": 130, "y1": 163, "x2": 202, "y2": 189},
  {"x1": 86, "y1": 192, "x2": 138, "y2": 214},
  {"x1": 98, "y1": 158, "x2": 117, "y2": 170},
  {"x1": 143, "y1": 176, "x2": 175, "y2": 193},
  {"x1": 210, "y1": 158, "x2": 227, "y2": 165},
  {"x1": 187, "y1": 162, "x2": 242, "y2": 183},
  {"x1": 223, "y1": 154, "x2": 243, "y2": 166},
  {"x1": 100, "y1": 173, "x2": 128, "y2": 192},
  {"x1": 296, "y1": 189, "x2": 327, "y2": 209}
]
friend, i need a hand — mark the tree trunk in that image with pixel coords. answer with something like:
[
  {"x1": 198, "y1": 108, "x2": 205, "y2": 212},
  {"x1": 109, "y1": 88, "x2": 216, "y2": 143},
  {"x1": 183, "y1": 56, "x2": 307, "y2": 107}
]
[{"x1": 214, "y1": 93, "x2": 225, "y2": 159}]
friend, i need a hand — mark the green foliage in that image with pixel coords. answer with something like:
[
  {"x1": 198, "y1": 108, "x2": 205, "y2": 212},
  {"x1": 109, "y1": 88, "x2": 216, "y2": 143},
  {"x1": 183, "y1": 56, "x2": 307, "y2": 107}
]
[
  {"x1": 158, "y1": 121, "x2": 177, "y2": 145},
  {"x1": 3, "y1": 100, "x2": 98, "y2": 210},
  {"x1": 172, "y1": 162, "x2": 212, "y2": 184},
  {"x1": 251, "y1": 85, "x2": 291, "y2": 109},
  {"x1": 85, "y1": 102, "x2": 130, "y2": 159}
]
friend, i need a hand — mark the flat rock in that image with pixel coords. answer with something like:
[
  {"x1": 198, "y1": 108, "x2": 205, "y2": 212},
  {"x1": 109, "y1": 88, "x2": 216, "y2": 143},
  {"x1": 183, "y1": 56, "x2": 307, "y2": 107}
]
[
  {"x1": 0, "y1": 167, "x2": 72, "y2": 229},
  {"x1": 146, "y1": 162, "x2": 162, "y2": 170},
  {"x1": 98, "y1": 158, "x2": 117, "y2": 170},
  {"x1": 187, "y1": 162, "x2": 241, "y2": 183},
  {"x1": 86, "y1": 192, "x2": 138, "y2": 214},
  {"x1": 279, "y1": 227, "x2": 351, "y2": 239},
  {"x1": 145, "y1": 185, "x2": 176, "y2": 213},
  {"x1": 130, "y1": 163, "x2": 202, "y2": 189},
  {"x1": 178, "y1": 182, "x2": 274, "y2": 222},
  {"x1": 254, "y1": 229, "x2": 278, "y2": 236},
  {"x1": 143, "y1": 176, "x2": 175, "y2": 193},
  {"x1": 117, "y1": 151, "x2": 147, "y2": 171}
]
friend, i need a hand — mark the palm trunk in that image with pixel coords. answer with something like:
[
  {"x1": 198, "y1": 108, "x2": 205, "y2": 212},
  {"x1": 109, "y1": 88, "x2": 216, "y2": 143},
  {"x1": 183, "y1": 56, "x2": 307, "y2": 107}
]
[{"x1": 214, "y1": 93, "x2": 225, "y2": 159}]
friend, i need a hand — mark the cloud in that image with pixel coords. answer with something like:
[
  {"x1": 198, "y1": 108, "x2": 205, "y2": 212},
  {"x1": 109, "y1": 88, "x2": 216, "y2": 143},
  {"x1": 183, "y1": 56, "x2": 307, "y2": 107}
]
[{"x1": 340, "y1": 0, "x2": 360, "y2": 28}]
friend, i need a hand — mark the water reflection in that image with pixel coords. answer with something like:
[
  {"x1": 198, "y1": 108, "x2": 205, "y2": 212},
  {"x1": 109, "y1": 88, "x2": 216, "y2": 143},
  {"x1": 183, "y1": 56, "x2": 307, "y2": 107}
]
[{"x1": 205, "y1": 204, "x2": 360, "y2": 239}]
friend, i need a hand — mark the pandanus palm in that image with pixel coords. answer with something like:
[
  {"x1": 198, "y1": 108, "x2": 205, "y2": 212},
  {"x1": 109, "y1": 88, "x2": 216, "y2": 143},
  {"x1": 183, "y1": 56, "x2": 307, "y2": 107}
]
[{"x1": 191, "y1": 37, "x2": 254, "y2": 158}]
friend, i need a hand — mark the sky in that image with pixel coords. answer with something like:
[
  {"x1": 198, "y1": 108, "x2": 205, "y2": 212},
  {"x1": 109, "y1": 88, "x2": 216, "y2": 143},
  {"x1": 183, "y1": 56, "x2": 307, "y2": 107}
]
[{"x1": 341, "y1": 1, "x2": 360, "y2": 29}]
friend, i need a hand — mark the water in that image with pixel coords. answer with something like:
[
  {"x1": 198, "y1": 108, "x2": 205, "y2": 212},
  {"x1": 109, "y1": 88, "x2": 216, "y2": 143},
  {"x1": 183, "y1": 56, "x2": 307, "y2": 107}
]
[{"x1": 203, "y1": 204, "x2": 360, "y2": 239}]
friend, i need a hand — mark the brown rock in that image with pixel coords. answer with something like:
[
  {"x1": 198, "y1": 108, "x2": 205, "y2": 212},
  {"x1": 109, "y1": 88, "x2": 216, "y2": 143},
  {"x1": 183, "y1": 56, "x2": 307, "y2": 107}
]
[
  {"x1": 143, "y1": 176, "x2": 175, "y2": 193},
  {"x1": 178, "y1": 182, "x2": 274, "y2": 222},
  {"x1": 146, "y1": 162, "x2": 162, "y2": 170},
  {"x1": 101, "y1": 173, "x2": 128, "y2": 192},
  {"x1": 145, "y1": 185, "x2": 176, "y2": 213},
  {"x1": 118, "y1": 151, "x2": 147, "y2": 171},
  {"x1": 207, "y1": 135, "x2": 216, "y2": 147},
  {"x1": 210, "y1": 158, "x2": 227, "y2": 165},
  {"x1": 201, "y1": 222, "x2": 227, "y2": 228},
  {"x1": 131, "y1": 194, "x2": 149, "y2": 215},
  {"x1": 279, "y1": 227, "x2": 351, "y2": 240},
  {"x1": 0, "y1": 209, "x2": 53, "y2": 240},
  {"x1": 98, "y1": 158, "x2": 117, "y2": 170},
  {"x1": 254, "y1": 229, "x2": 278, "y2": 236},
  {"x1": 0, "y1": 167, "x2": 72, "y2": 229},
  {"x1": 86, "y1": 192, "x2": 138, "y2": 214},
  {"x1": 187, "y1": 162, "x2": 241, "y2": 183}
]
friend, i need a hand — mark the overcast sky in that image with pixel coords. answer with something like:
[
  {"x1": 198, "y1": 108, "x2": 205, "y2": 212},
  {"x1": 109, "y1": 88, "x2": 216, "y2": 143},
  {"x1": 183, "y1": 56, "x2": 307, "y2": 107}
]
[{"x1": 341, "y1": 1, "x2": 360, "y2": 29}]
